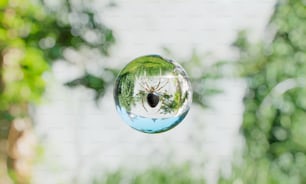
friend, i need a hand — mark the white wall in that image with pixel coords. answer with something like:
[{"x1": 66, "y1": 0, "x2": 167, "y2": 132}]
[{"x1": 34, "y1": 0, "x2": 275, "y2": 183}]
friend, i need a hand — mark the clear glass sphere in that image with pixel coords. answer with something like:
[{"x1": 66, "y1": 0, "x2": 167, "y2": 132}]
[{"x1": 114, "y1": 55, "x2": 192, "y2": 133}]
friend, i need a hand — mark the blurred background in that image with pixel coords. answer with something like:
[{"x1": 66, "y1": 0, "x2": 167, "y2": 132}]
[{"x1": 0, "y1": 0, "x2": 305, "y2": 183}]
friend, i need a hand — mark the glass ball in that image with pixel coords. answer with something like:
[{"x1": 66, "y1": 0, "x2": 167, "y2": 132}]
[{"x1": 114, "y1": 55, "x2": 192, "y2": 133}]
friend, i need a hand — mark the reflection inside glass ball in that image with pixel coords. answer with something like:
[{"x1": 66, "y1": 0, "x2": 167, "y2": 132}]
[{"x1": 114, "y1": 55, "x2": 192, "y2": 133}]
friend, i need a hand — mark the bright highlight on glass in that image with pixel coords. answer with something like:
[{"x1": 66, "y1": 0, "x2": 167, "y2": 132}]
[{"x1": 114, "y1": 55, "x2": 192, "y2": 133}]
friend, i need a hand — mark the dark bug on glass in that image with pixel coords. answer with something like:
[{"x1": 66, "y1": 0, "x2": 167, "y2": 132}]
[
  {"x1": 147, "y1": 93, "x2": 159, "y2": 108},
  {"x1": 139, "y1": 79, "x2": 168, "y2": 111}
]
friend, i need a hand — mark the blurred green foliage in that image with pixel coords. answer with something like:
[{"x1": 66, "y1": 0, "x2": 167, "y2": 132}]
[
  {"x1": 0, "y1": 0, "x2": 115, "y2": 182},
  {"x1": 92, "y1": 165, "x2": 205, "y2": 184},
  {"x1": 180, "y1": 52, "x2": 224, "y2": 108},
  {"x1": 220, "y1": 0, "x2": 306, "y2": 183},
  {"x1": 0, "y1": 0, "x2": 115, "y2": 138},
  {"x1": 65, "y1": 72, "x2": 107, "y2": 101}
]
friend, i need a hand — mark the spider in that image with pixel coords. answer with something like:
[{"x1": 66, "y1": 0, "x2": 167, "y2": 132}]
[{"x1": 138, "y1": 78, "x2": 169, "y2": 112}]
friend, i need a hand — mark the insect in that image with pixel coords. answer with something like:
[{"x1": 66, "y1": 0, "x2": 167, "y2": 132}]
[
  {"x1": 138, "y1": 78, "x2": 169, "y2": 111},
  {"x1": 147, "y1": 93, "x2": 159, "y2": 108}
]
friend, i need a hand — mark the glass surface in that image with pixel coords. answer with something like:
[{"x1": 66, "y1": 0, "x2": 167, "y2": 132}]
[{"x1": 114, "y1": 55, "x2": 192, "y2": 133}]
